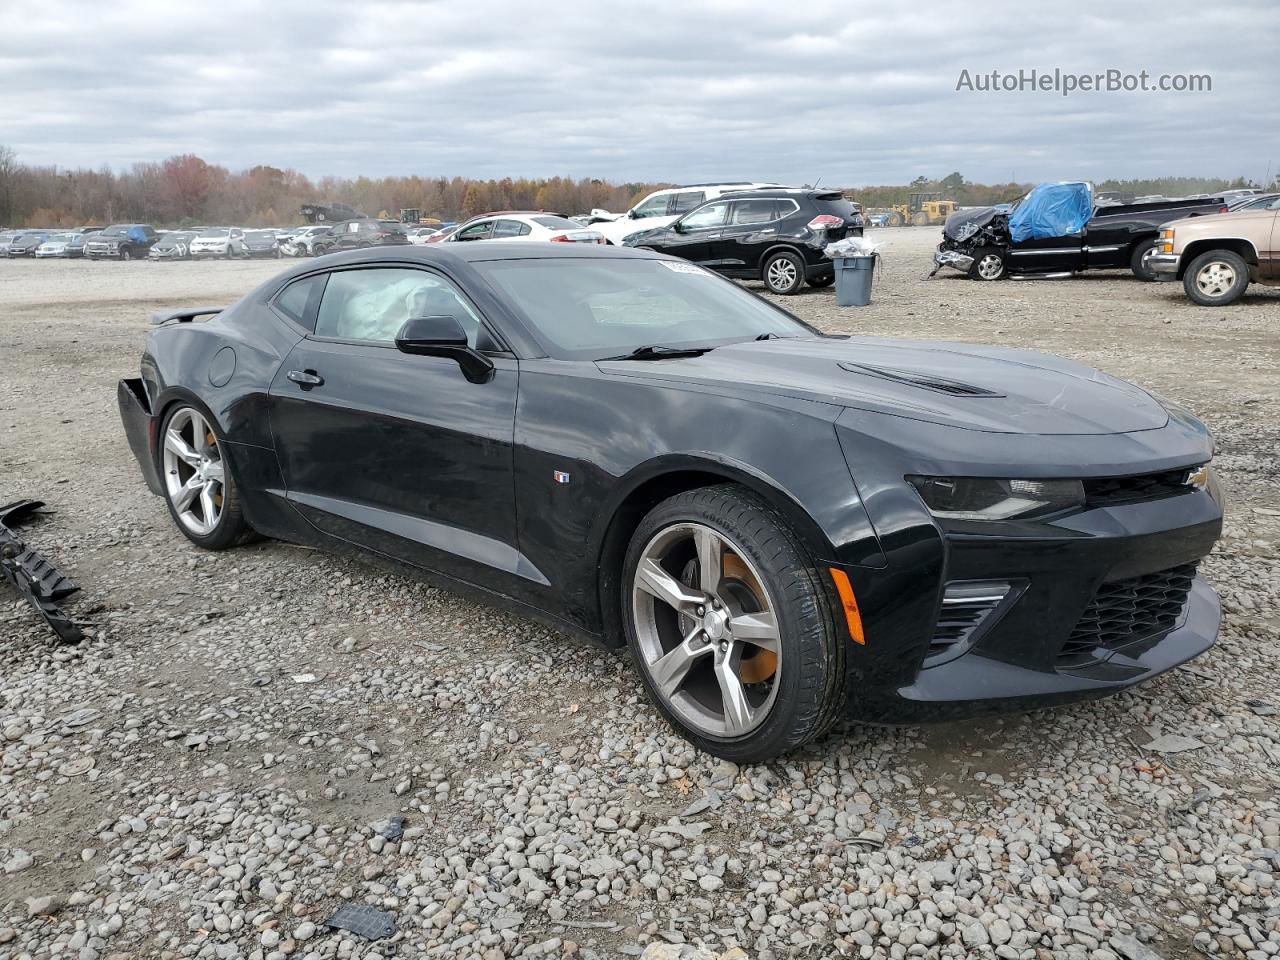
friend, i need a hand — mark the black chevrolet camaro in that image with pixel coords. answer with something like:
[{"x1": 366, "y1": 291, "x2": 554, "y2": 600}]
[{"x1": 118, "y1": 243, "x2": 1223, "y2": 761}]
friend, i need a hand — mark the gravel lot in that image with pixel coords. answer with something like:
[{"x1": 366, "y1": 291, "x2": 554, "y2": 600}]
[{"x1": 1, "y1": 229, "x2": 1277, "y2": 960}]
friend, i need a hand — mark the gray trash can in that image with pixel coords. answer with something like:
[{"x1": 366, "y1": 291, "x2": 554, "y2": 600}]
[{"x1": 834, "y1": 255, "x2": 876, "y2": 306}]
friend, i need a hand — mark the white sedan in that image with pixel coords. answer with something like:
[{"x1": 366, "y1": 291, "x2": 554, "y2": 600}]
[
  {"x1": 443, "y1": 213, "x2": 604, "y2": 245},
  {"x1": 35, "y1": 232, "x2": 81, "y2": 258}
]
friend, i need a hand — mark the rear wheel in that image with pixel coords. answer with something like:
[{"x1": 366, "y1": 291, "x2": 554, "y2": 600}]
[
  {"x1": 1184, "y1": 249, "x2": 1249, "y2": 306},
  {"x1": 160, "y1": 404, "x2": 254, "y2": 550},
  {"x1": 623, "y1": 485, "x2": 845, "y2": 762},
  {"x1": 968, "y1": 247, "x2": 1007, "y2": 281},
  {"x1": 762, "y1": 250, "x2": 806, "y2": 295},
  {"x1": 1130, "y1": 238, "x2": 1158, "y2": 281},
  {"x1": 911, "y1": 211, "x2": 929, "y2": 226}
]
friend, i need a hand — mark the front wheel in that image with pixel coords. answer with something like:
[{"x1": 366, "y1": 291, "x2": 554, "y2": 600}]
[
  {"x1": 622, "y1": 485, "x2": 846, "y2": 762},
  {"x1": 1130, "y1": 238, "x2": 1158, "y2": 281},
  {"x1": 968, "y1": 247, "x2": 1007, "y2": 281},
  {"x1": 762, "y1": 250, "x2": 806, "y2": 295},
  {"x1": 120, "y1": 247, "x2": 133, "y2": 261},
  {"x1": 1183, "y1": 250, "x2": 1249, "y2": 306},
  {"x1": 160, "y1": 404, "x2": 254, "y2": 550}
]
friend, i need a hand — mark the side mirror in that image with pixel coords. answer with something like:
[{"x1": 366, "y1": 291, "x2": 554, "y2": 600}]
[
  {"x1": 627, "y1": 209, "x2": 639, "y2": 219},
  {"x1": 672, "y1": 221, "x2": 685, "y2": 233},
  {"x1": 395, "y1": 315, "x2": 494, "y2": 384}
]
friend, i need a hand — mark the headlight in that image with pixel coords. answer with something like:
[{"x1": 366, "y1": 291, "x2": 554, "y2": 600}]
[
  {"x1": 909, "y1": 476, "x2": 1085, "y2": 520},
  {"x1": 955, "y1": 222, "x2": 980, "y2": 242}
]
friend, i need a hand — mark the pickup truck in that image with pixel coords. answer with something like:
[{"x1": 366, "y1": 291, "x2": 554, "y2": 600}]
[
  {"x1": 83, "y1": 224, "x2": 159, "y2": 260},
  {"x1": 1149, "y1": 197, "x2": 1280, "y2": 305},
  {"x1": 932, "y1": 181, "x2": 1229, "y2": 281}
]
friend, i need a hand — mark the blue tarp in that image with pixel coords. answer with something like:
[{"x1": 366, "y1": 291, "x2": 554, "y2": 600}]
[{"x1": 1006, "y1": 181, "x2": 1093, "y2": 243}]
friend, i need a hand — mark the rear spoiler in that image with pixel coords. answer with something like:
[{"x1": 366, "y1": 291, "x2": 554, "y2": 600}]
[{"x1": 150, "y1": 305, "x2": 226, "y2": 326}]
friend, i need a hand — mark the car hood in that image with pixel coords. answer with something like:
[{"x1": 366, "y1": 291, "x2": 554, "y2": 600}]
[
  {"x1": 597, "y1": 336, "x2": 1169, "y2": 435},
  {"x1": 942, "y1": 206, "x2": 1001, "y2": 241}
]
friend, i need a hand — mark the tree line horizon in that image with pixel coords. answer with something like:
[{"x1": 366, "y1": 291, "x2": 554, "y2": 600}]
[{"x1": 0, "y1": 147, "x2": 1267, "y2": 229}]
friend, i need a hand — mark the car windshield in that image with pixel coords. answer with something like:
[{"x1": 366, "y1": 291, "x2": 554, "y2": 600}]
[
  {"x1": 101, "y1": 226, "x2": 128, "y2": 236},
  {"x1": 474, "y1": 257, "x2": 815, "y2": 360},
  {"x1": 246, "y1": 230, "x2": 275, "y2": 240},
  {"x1": 198, "y1": 229, "x2": 230, "y2": 238},
  {"x1": 46, "y1": 234, "x2": 71, "y2": 242}
]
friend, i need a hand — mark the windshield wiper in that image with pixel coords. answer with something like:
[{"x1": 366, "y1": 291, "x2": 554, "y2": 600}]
[{"x1": 598, "y1": 344, "x2": 714, "y2": 361}]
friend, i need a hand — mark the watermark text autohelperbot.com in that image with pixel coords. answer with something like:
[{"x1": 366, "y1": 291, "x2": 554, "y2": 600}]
[{"x1": 955, "y1": 68, "x2": 1212, "y2": 97}]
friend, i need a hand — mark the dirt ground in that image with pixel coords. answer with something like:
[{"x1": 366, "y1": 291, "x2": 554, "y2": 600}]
[{"x1": 1, "y1": 229, "x2": 1277, "y2": 960}]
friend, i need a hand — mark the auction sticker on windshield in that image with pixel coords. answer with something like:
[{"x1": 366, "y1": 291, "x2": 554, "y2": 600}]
[{"x1": 659, "y1": 261, "x2": 711, "y2": 275}]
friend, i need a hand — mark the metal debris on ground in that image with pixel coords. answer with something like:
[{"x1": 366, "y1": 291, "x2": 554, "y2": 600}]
[
  {"x1": 1145, "y1": 733, "x2": 1207, "y2": 754},
  {"x1": 324, "y1": 904, "x2": 396, "y2": 941},
  {"x1": 0, "y1": 499, "x2": 84, "y2": 643}
]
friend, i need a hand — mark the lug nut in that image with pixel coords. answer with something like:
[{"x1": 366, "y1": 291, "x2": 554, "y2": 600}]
[{"x1": 696, "y1": 606, "x2": 705, "y2": 616}]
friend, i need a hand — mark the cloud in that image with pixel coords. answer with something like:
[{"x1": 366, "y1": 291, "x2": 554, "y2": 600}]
[{"x1": 1, "y1": 0, "x2": 1277, "y2": 185}]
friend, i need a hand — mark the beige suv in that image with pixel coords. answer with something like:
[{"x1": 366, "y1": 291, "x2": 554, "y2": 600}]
[{"x1": 1150, "y1": 199, "x2": 1280, "y2": 305}]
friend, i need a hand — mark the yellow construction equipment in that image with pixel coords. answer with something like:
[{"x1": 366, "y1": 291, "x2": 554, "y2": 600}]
[{"x1": 887, "y1": 193, "x2": 958, "y2": 227}]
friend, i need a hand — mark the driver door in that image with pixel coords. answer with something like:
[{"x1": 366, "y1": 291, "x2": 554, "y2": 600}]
[
  {"x1": 267, "y1": 265, "x2": 527, "y2": 596},
  {"x1": 660, "y1": 201, "x2": 729, "y2": 264}
]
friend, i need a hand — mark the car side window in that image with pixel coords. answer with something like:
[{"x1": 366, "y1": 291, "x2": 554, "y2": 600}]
[
  {"x1": 314, "y1": 268, "x2": 488, "y2": 347},
  {"x1": 730, "y1": 199, "x2": 779, "y2": 225},
  {"x1": 492, "y1": 219, "x2": 526, "y2": 238},
  {"x1": 671, "y1": 191, "x2": 706, "y2": 214},
  {"x1": 632, "y1": 195, "x2": 671, "y2": 218},
  {"x1": 273, "y1": 275, "x2": 325, "y2": 329},
  {"x1": 454, "y1": 221, "x2": 493, "y2": 242},
  {"x1": 680, "y1": 201, "x2": 729, "y2": 230}
]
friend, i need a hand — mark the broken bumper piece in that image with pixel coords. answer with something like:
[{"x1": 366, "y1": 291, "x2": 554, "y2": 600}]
[
  {"x1": 0, "y1": 500, "x2": 83, "y2": 643},
  {"x1": 932, "y1": 248, "x2": 975, "y2": 273}
]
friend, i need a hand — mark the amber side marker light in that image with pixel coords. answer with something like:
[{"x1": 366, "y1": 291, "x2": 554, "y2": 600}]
[{"x1": 829, "y1": 568, "x2": 866, "y2": 645}]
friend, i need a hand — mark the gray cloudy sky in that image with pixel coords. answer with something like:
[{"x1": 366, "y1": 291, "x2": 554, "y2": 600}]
[{"x1": 2, "y1": 0, "x2": 1277, "y2": 185}]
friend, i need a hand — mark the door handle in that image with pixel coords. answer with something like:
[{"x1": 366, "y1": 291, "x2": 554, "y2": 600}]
[{"x1": 287, "y1": 369, "x2": 324, "y2": 387}]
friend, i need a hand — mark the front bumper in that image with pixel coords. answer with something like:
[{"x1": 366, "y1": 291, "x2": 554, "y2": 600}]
[
  {"x1": 1149, "y1": 252, "x2": 1180, "y2": 281},
  {"x1": 838, "y1": 462, "x2": 1223, "y2": 723},
  {"x1": 933, "y1": 248, "x2": 974, "y2": 272}
]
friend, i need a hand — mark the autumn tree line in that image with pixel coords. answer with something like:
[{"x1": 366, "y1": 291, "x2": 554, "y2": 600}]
[
  {"x1": 0, "y1": 146, "x2": 1268, "y2": 229},
  {"x1": 0, "y1": 148, "x2": 670, "y2": 229}
]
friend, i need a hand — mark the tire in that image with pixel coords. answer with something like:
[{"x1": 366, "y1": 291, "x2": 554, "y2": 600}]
[
  {"x1": 622, "y1": 484, "x2": 846, "y2": 762},
  {"x1": 1183, "y1": 249, "x2": 1250, "y2": 306},
  {"x1": 887, "y1": 213, "x2": 903, "y2": 227},
  {"x1": 911, "y1": 212, "x2": 929, "y2": 227},
  {"x1": 158, "y1": 403, "x2": 255, "y2": 550},
  {"x1": 1130, "y1": 238, "x2": 1158, "y2": 281},
  {"x1": 761, "y1": 250, "x2": 806, "y2": 295},
  {"x1": 224, "y1": 247, "x2": 235, "y2": 260},
  {"x1": 120, "y1": 247, "x2": 133, "y2": 261},
  {"x1": 807, "y1": 274, "x2": 834, "y2": 288},
  {"x1": 968, "y1": 247, "x2": 1007, "y2": 281}
]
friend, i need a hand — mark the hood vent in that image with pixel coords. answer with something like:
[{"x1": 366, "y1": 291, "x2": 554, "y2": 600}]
[{"x1": 837, "y1": 361, "x2": 1005, "y2": 398}]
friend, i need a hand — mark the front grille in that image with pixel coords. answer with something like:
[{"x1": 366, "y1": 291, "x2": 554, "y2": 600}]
[
  {"x1": 1084, "y1": 468, "x2": 1194, "y2": 507},
  {"x1": 924, "y1": 581, "x2": 1010, "y2": 667},
  {"x1": 1058, "y1": 563, "x2": 1197, "y2": 667}
]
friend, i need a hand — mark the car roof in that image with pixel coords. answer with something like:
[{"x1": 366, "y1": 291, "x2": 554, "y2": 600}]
[{"x1": 275, "y1": 241, "x2": 661, "y2": 276}]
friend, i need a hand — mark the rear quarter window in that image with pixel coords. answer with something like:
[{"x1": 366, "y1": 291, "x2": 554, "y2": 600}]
[{"x1": 273, "y1": 275, "x2": 325, "y2": 329}]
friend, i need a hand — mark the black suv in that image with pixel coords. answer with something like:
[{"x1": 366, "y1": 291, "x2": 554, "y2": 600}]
[
  {"x1": 312, "y1": 219, "x2": 410, "y2": 255},
  {"x1": 623, "y1": 189, "x2": 864, "y2": 294}
]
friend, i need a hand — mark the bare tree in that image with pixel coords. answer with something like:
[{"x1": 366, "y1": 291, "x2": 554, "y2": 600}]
[{"x1": 0, "y1": 145, "x2": 17, "y2": 226}]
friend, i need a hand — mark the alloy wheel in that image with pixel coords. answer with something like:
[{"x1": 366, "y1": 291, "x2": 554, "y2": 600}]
[
  {"x1": 977, "y1": 254, "x2": 1004, "y2": 279},
  {"x1": 1196, "y1": 261, "x2": 1236, "y2": 297},
  {"x1": 631, "y1": 523, "x2": 781, "y2": 738},
  {"x1": 766, "y1": 257, "x2": 798, "y2": 291},
  {"x1": 162, "y1": 408, "x2": 225, "y2": 536}
]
